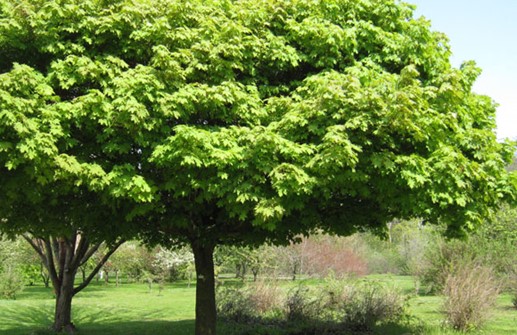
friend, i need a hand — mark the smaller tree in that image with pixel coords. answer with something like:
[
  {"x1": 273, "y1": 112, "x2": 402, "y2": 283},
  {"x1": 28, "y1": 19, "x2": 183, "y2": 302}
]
[
  {"x1": 152, "y1": 246, "x2": 194, "y2": 282},
  {"x1": 23, "y1": 233, "x2": 124, "y2": 332}
]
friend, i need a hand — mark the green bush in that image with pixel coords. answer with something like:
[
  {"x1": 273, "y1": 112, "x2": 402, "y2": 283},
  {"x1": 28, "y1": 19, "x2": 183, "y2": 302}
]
[
  {"x1": 419, "y1": 239, "x2": 471, "y2": 294},
  {"x1": 0, "y1": 269, "x2": 24, "y2": 300},
  {"x1": 339, "y1": 281, "x2": 408, "y2": 331},
  {"x1": 217, "y1": 286, "x2": 257, "y2": 323},
  {"x1": 285, "y1": 285, "x2": 319, "y2": 322}
]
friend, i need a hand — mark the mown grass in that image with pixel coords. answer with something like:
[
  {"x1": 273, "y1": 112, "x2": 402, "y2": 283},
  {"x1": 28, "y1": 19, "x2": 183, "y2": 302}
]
[
  {"x1": 0, "y1": 275, "x2": 516, "y2": 335},
  {"x1": 0, "y1": 283, "x2": 195, "y2": 335}
]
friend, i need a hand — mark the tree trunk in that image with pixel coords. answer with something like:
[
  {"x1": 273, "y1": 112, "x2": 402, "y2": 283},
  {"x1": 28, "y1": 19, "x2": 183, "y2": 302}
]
[
  {"x1": 40, "y1": 262, "x2": 50, "y2": 288},
  {"x1": 240, "y1": 262, "x2": 247, "y2": 281},
  {"x1": 52, "y1": 266, "x2": 77, "y2": 333},
  {"x1": 292, "y1": 263, "x2": 298, "y2": 281},
  {"x1": 191, "y1": 240, "x2": 216, "y2": 335}
]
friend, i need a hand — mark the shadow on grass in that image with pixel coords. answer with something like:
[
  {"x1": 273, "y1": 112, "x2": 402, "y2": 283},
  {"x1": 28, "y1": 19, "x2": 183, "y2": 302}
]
[
  {"x1": 0, "y1": 320, "x2": 194, "y2": 335},
  {"x1": 0, "y1": 303, "x2": 194, "y2": 335},
  {"x1": 16, "y1": 286, "x2": 55, "y2": 301},
  {"x1": 0, "y1": 304, "x2": 54, "y2": 335},
  {"x1": 217, "y1": 319, "x2": 422, "y2": 335},
  {"x1": 78, "y1": 320, "x2": 194, "y2": 335}
]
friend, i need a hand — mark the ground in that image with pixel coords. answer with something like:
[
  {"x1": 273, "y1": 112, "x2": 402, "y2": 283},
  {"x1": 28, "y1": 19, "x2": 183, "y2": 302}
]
[{"x1": 0, "y1": 275, "x2": 515, "y2": 335}]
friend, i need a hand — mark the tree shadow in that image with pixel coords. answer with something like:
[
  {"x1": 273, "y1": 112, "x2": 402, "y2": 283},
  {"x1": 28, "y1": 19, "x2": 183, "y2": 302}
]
[
  {"x1": 217, "y1": 319, "x2": 423, "y2": 335},
  {"x1": 0, "y1": 304, "x2": 54, "y2": 335},
  {"x1": 0, "y1": 303, "x2": 194, "y2": 335},
  {"x1": 77, "y1": 320, "x2": 194, "y2": 335}
]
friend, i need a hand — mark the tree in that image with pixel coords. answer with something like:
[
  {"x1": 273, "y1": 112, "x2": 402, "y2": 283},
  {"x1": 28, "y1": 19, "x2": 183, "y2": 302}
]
[
  {"x1": 1, "y1": 1, "x2": 515, "y2": 335},
  {"x1": 0, "y1": 182, "x2": 129, "y2": 333}
]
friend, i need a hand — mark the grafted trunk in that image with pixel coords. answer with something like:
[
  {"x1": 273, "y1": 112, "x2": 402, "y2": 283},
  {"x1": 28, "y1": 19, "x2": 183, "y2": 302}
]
[{"x1": 191, "y1": 240, "x2": 216, "y2": 335}]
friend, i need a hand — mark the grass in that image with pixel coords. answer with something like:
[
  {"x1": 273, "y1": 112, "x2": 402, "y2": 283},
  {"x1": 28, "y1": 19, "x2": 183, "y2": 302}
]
[
  {"x1": 0, "y1": 282, "x2": 195, "y2": 335},
  {"x1": 0, "y1": 276, "x2": 516, "y2": 335}
]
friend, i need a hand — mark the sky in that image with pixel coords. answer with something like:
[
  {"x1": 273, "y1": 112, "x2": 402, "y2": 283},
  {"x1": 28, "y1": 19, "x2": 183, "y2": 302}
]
[{"x1": 409, "y1": 0, "x2": 517, "y2": 141}]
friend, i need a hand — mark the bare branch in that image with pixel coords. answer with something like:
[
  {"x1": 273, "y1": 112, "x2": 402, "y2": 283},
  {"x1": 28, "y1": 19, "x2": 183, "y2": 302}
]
[
  {"x1": 44, "y1": 238, "x2": 61, "y2": 291},
  {"x1": 22, "y1": 234, "x2": 45, "y2": 260},
  {"x1": 71, "y1": 234, "x2": 90, "y2": 270},
  {"x1": 73, "y1": 239, "x2": 125, "y2": 295},
  {"x1": 79, "y1": 242, "x2": 102, "y2": 267}
]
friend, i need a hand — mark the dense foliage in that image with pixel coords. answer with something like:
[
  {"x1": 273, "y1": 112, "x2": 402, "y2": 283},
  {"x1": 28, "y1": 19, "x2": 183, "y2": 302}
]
[{"x1": 1, "y1": 0, "x2": 515, "y2": 334}]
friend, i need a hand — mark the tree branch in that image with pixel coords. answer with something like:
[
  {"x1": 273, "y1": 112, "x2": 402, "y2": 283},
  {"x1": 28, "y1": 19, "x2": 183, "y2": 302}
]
[
  {"x1": 44, "y1": 237, "x2": 61, "y2": 291},
  {"x1": 73, "y1": 239, "x2": 125, "y2": 295},
  {"x1": 22, "y1": 234, "x2": 45, "y2": 260},
  {"x1": 79, "y1": 242, "x2": 102, "y2": 267},
  {"x1": 71, "y1": 234, "x2": 90, "y2": 270}
]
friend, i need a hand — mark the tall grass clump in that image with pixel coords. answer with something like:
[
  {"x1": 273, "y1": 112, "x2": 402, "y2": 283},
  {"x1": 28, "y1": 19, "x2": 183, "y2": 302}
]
[{"x1": 442, "y1": 261, "x2": 500, "y2": 332}]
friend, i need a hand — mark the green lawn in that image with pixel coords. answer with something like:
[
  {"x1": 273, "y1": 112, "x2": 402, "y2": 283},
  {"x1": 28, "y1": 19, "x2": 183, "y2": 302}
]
[
  {"x1": 0, "y1": 276, "x2": 516, "y2": 335},
  {"x1": 0, "y1": 283, "x2": 196, "y2": 335}
]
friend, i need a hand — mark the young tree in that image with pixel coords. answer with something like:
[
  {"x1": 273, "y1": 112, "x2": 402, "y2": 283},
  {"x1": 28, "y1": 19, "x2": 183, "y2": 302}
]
[{"x1": 1, "y1": 1, "x2": 515, "y2": 335}]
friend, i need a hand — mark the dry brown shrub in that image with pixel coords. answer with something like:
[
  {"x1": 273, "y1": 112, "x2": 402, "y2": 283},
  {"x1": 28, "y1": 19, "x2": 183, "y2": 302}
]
[
  {"x1": 442, "y1": 261, "x2": 500, "y2": 332},
  {"x1": 248, "y1": 280, "x2": 283, "y2": 313}
]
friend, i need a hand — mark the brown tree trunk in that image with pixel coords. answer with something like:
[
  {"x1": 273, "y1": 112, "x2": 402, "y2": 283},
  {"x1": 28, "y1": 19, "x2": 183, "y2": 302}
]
[
  {"x1": 191, "y1": 240, "x2": 216, "y2": 335},
  {"x1": 52, "y1": 270, "x2": 76, "y2": 334}
]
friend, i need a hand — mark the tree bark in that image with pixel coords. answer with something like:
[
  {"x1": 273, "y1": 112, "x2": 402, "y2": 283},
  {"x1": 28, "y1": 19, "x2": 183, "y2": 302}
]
[
  {"x1": 191, "y1": 240, "x2": 217, "y2": 335},
  {"x1": 53, "y1": 270, "x2": 77, "y2": 333}
]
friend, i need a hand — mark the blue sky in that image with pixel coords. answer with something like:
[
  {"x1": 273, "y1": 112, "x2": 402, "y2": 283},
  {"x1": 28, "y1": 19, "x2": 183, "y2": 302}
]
[{"x1": 409, "y1": 0, "x2": 517, "y2": 140}]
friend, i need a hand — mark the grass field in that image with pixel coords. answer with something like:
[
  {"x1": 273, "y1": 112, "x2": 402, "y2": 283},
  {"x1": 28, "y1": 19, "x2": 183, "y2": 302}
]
[{"x1": 0, "y1": 276, "x2": 516, "y2": 335}]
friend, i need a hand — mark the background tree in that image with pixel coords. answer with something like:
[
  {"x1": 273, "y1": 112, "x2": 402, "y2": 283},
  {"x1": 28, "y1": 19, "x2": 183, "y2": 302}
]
[
  {"x1": 107, "y1": 241, "x2": 154, "y2": 284},
  {"x1": 1, "y1": 1, "x2": 515, "y2": 335}
]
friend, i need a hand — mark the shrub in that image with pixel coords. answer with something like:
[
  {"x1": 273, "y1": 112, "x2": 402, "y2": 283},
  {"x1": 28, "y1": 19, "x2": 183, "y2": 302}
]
[
  {"x1": 339, "y1": 281, "x2": 408, "y2": 331},
  {"x1": 217, "y1": 286, "x2": 257, "y2": 323},
  {"x1": 442, "y1": 261, "x2": 500, "y2": 332},
  {"x1": 217, "y1": 281, "x2": 283, "y2": 323},
  {"x1": 285, "y1": 285, "x2": 319, "y2": 321},
  {"x1": 249, "y1": 280, "x2": 283, "y2": 315},
  {"x1": 419, "y1": 239, "x2": 471, "y2": 294},
  {"x1": 0, "y1": 269, "x2": 24, "y2": 300},
  {"x1": 217, "y1": 277, "x2": 410, "y2": 332},
  {"x1": 285, "y1": 276, "x2": 409, "y2": 331}
]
